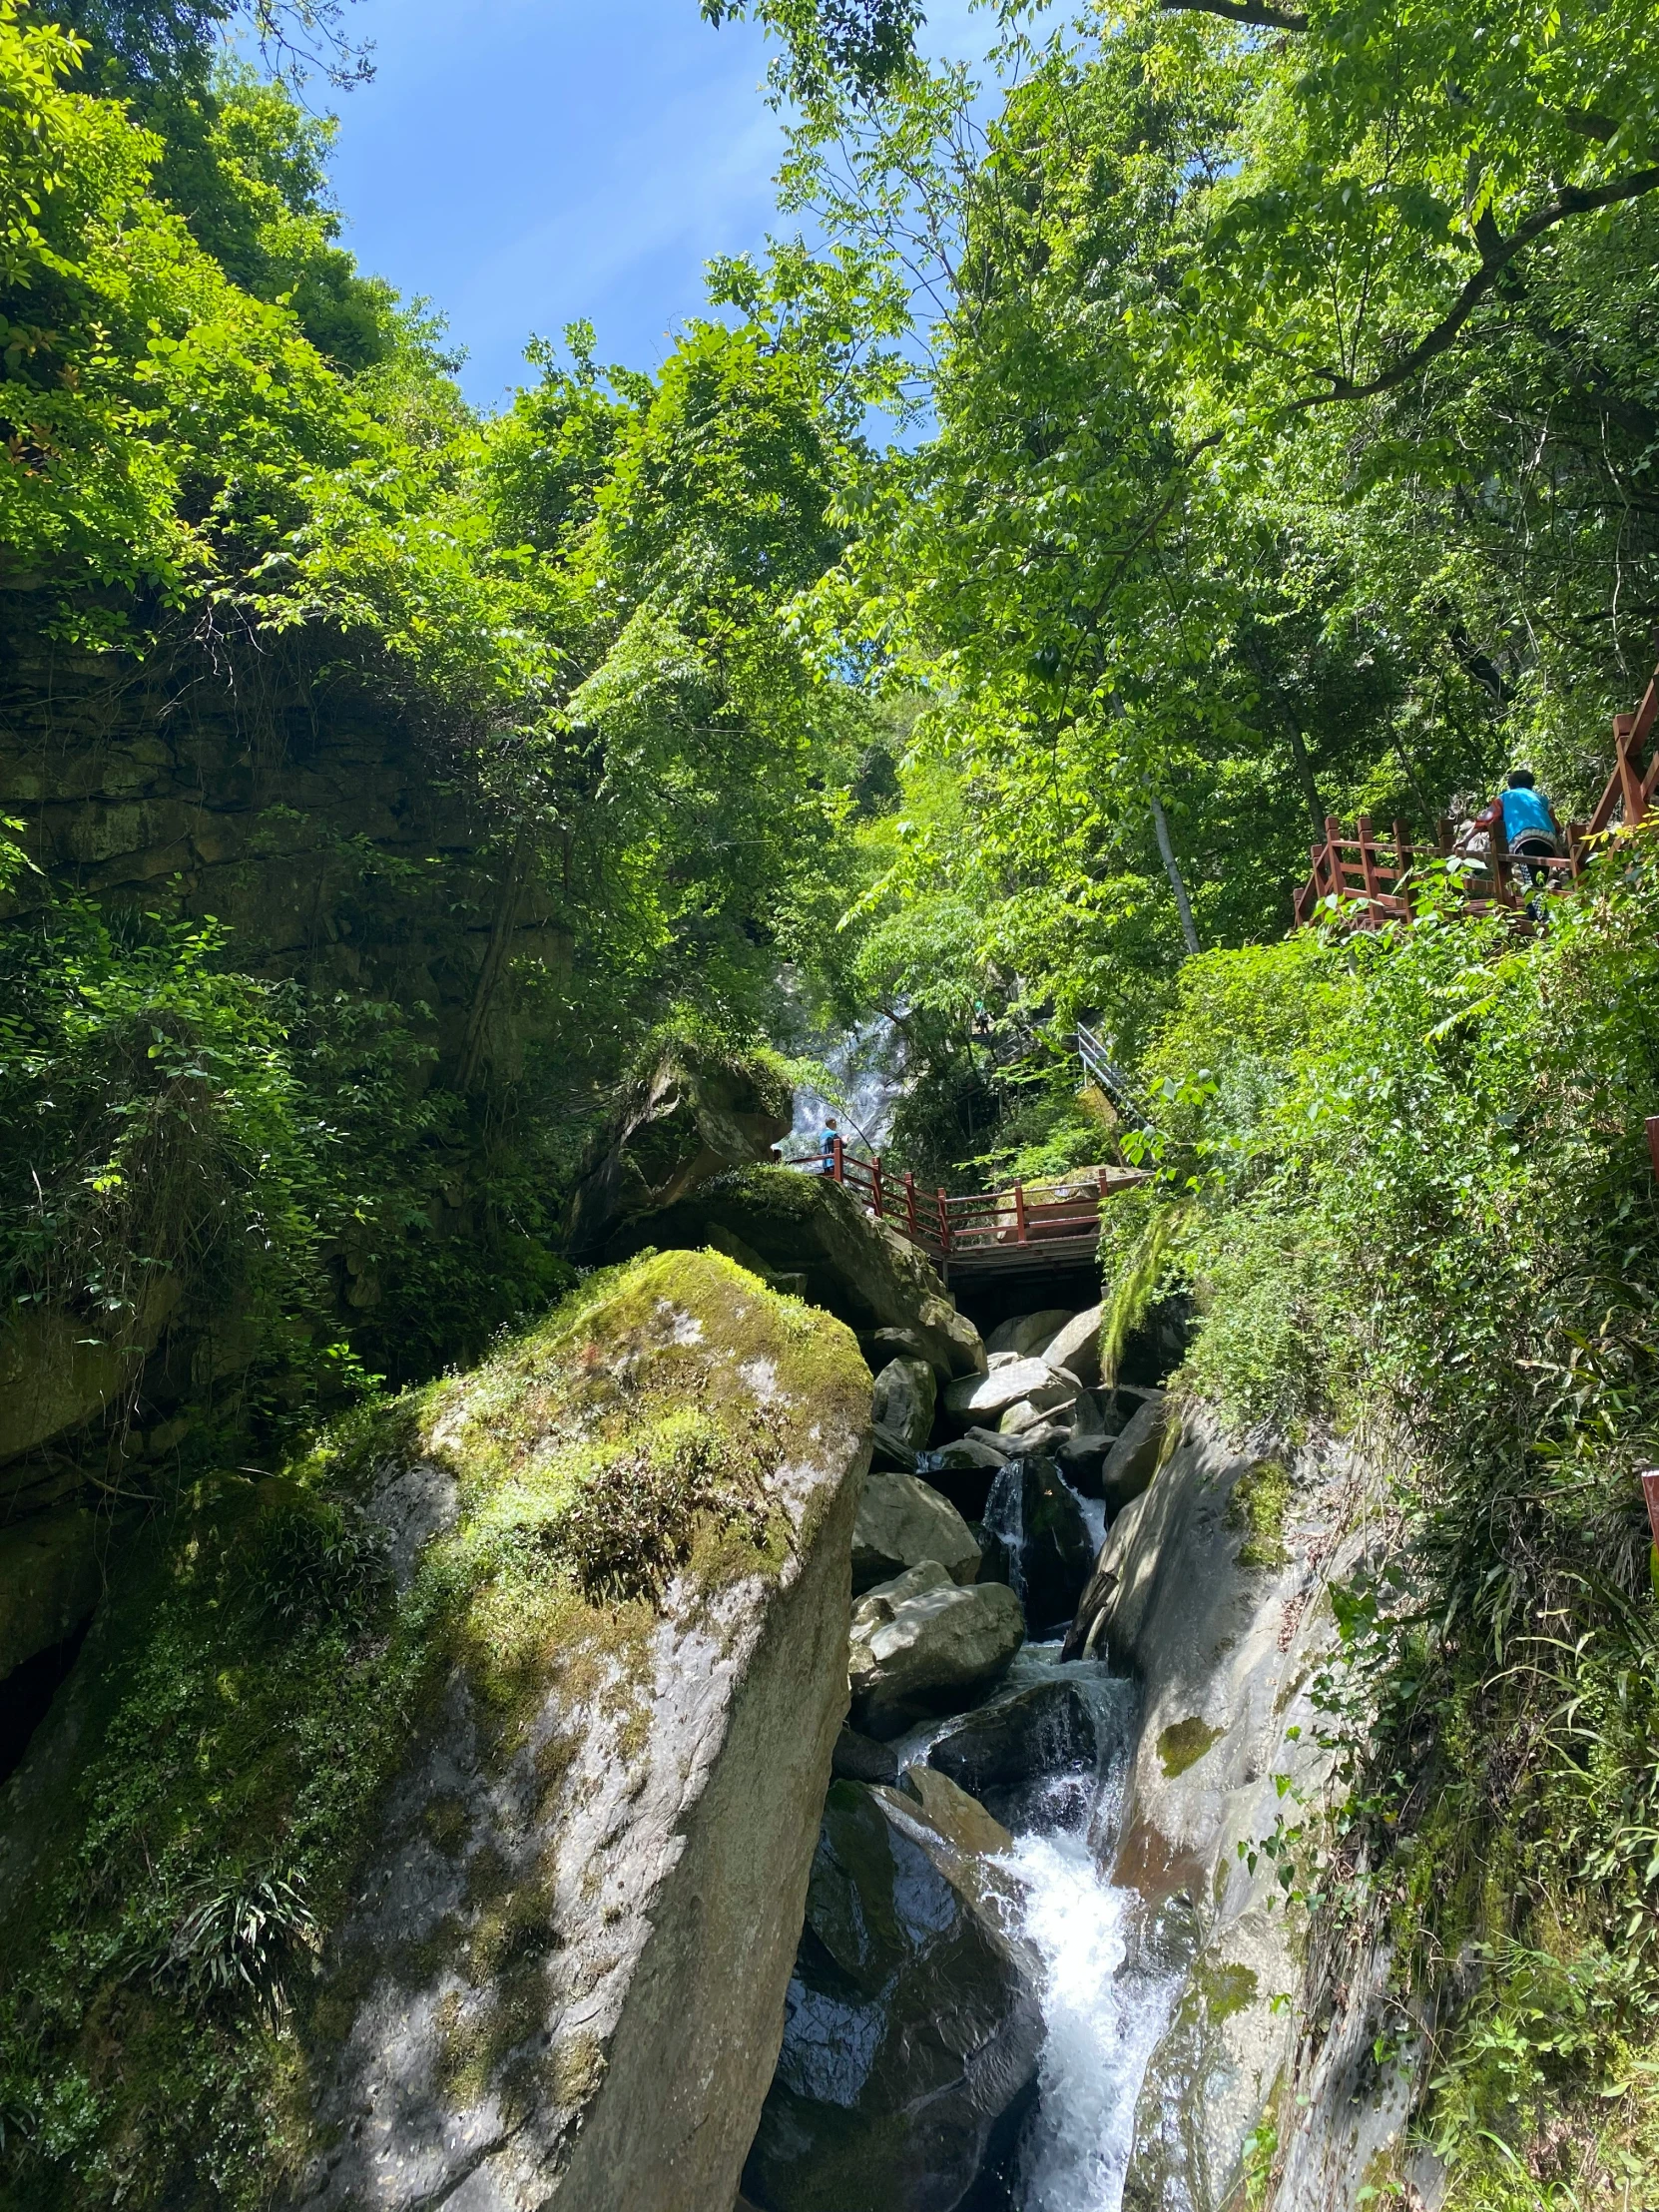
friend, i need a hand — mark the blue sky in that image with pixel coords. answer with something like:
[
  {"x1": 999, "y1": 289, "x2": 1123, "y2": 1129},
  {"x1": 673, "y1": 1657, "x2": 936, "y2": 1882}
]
[{"x1": 323, "y1": 0, "x2": 987, "y2": 410}]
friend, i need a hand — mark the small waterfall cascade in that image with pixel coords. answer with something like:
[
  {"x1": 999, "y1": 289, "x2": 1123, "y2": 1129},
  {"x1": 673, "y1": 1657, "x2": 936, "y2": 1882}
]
[
  {"x1": 787, "y1": 1014, "x2": 908, "y2": 1155},
  {"x1": 982, "y1": 1458, "x2": 1028, "y2": 1611},
  {"x1": 885, "y1": 1471, "x2": 1181, "y2": 2212}
]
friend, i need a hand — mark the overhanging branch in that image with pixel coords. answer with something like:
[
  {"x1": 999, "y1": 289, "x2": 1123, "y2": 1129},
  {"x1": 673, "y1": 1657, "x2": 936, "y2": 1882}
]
[
  {"x1": 1294, "y1": 164, "x2": 1659, "y2": 410},
  {"x1": 1159, "y1": 0, "x2": 1309, "y2": 30}
]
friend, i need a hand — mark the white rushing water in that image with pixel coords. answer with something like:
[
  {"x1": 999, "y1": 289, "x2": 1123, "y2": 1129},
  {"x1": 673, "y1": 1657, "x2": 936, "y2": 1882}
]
[
  {"x1": 787, "y1": 1013, "x2": 908, "y2": 1155},
  {"x1": 980, "y1": 1645, "x2": 1180, "y2": 2212}
]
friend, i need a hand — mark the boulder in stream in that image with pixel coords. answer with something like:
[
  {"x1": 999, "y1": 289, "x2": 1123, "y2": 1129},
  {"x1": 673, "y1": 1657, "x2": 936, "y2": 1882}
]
[
  {"x1": 942, "y1": 1358, "x2": 1068, "y2": 1429},
  {"x1": 870, "y1": 1354, "x2": 937, "y2": 1450},
  {"x1": 742, "y1": 1779, "x2": 1040, "y2": 2212},
  {"x1": 849, "y1": 1562, "x2": 1024, "y2": 1738},
  {"x1": 1038, "y1": 1303, "x2": 1104, "y2": 1386},
  {"x1": 984, "y1": 1308, "x2": 1074, "y2": 1358},
  {"x1": 853, "y1": 1472, "x2": 981, "y2": 1593},
  {"x1": 928, "y1": 1679, "x2": 1099, "y2": 1825},
  {"x1": 0, "y1": 1250, "x2": 871, "y2": 2212}
]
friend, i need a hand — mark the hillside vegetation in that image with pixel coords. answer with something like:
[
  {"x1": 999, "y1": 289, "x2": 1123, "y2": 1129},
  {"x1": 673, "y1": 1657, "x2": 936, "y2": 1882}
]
[{"x1": 3, "y1": 0, "x2": 1659, "y2": 2201}]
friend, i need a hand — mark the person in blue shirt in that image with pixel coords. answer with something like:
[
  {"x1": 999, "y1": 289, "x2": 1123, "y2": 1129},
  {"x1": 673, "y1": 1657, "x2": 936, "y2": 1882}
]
[
  {"x1": 819, "y1": 1115, "x2": 840, "y2": 1175},
  {"x1": 1471, "y1": 769, "x2": 1562, "y2": 910}
]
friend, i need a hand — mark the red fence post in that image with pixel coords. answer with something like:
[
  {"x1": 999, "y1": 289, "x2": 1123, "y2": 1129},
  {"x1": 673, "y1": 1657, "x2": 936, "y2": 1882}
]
[
  {"x1": 1647, "y1": 1117, "x2": 1659, "y2": 1183},
  {"x1": 936, "y1": 1189, "x2": 951, "y2": 1255},
  {"x1": 904, "y1": 1171, "x2": 918, "y2": 1242},
  {"x1": 831, "y1": 1135, "x2": 844, "y2": 1184},
  {"x1": 871, "y1": 1154, "x2": 884, "y2": 1218}
]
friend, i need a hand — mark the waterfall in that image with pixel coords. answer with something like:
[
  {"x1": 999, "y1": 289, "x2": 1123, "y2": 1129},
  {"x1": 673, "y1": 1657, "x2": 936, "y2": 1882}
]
[
  {"x1": 788, "y1": 1013, "x2": 909, "y2": 1155},
  {"x1": 982, "y1": 1459, "x2": 1027, "y2": 1611},
  {"x1": 991, "y1": 1649, "x2": 1178, "y2": 2212}
]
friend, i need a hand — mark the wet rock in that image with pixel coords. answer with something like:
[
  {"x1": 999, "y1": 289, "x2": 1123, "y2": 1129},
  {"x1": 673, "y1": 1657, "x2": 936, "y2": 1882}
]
[
  {"x1": 961, "y1": 1427, "x2": 1017, "y2": 1458},
  {"x1": 1056, "y1": 1441, "x2": 1108, "y2": 1499},
  {"x1": 1038, "y1": 1303, "x2": 1104, "y2": 1386},
  {"x1": 992, "y1": 1457, "x2": 1096, "y2": 1630},
  {"x1": 832, "y1": 1726, "x2": 900, "y2": 1786},
  {"x1": 915, "y1": 1447, "x2": 1002, "y2": 1523},
  {"x1": 849, "y1": 1563, "x2": 1024, "y2": 1739},
  {"x1": 742, "y1": 1780, "x2": 1041, "y2": 2212},
  {"x1": 1099, "y1": 1391, "x2": 1168, "y2": 1515},
  {"x1": 967, "y1": 1519, "x2": 1011, "y2": 1586},
  {"x1": 928, "y1": 1681, "x2": 1098, "y2": 1824},
  {"x1": 942, "y1": 1359, "x2": 1068, "y2": 1429},
  {"x1": 891, "y1": 1767, "x2": 1012, "y2": 1860},
  {"x1": 610, "y1": 1169, "x2": 985, "y2": 1382},
  {"x1": 853, "y1": 1473, "x2": 981, "y2": 1594},
  {"x1": 984, "y1": 1309, "x2": 1074, "y2": 1358},
  {"x1": 871, "y1": 1356, "x2": 937, "y2": 1451}
]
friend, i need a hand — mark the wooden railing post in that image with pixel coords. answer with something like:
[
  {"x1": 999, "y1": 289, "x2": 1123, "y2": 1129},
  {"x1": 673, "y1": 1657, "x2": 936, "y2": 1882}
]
[
  {"x1": 871, "y1": 1153, "x2": 884, "y2": 1218},
  {"x1": 904, "y1": 1170, "x2": 918, "y2": 1242},
  {"x1": 1391, "y1": 819, "x2": 1412, "y2": 883},
  {"x1": 831, "y1": 1135, "x2": 844, "y2": 1183},
  {"x1": 936, "y1": 1188, "x2": 951, "y2": 1255},
  {"x1": 1356, "y1": 814, "x2": 1380, "y2": 915},
  {"x1": 1648, "y1": 1117, "x2": 1659, "y2": 1184},
  {"x1": 1013, "y1": 1181, "x2": 1027, "y2": 1245}
]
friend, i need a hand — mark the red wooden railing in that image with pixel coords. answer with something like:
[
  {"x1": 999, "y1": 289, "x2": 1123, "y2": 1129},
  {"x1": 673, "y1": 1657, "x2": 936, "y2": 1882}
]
[
  {"x1": 1293, "y1": 811, "x2": 1588, "y2": 931},
  {"x1": 1294, "y1": 657, "x2": 1657, "y2": 933},
  {"x1": 787, "y1": 1138, "x2": 1149, "y2": 1275}
]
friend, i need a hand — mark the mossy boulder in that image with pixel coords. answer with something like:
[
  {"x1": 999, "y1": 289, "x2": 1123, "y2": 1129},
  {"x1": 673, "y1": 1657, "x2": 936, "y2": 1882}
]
[
  {"x1": 0, "y1": 1250, "x2": 870, "y2": 2212},
  {"x1": 568, "y1": 1036, "x2": 794, "y2": 1255},
  {"x1": 742, "y1": 1779, "x2": 1040, "y2": 2212},
  {"x1": 609, "y1": 1167, "x2": 985, "y2": 1382}
]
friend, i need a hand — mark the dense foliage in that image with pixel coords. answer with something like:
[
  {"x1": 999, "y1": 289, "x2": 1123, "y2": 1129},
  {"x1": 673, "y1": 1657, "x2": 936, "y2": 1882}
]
[{"x1": 6, "y1": 0, "x2": 1659, "y2": 2196}]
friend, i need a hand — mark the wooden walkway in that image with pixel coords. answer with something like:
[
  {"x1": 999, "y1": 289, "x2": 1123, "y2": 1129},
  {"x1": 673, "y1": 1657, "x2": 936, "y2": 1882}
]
[
  {"x1": 1295, "y1": 659, "x2": 1658, "y2": 931},
  {"x1": 788, "y1": 1141, "x2": 1149, "y2": 1279}
]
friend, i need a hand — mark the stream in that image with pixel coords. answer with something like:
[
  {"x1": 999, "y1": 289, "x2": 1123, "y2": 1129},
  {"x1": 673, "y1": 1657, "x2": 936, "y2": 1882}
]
[{"x1": 889, "y1": 1632, "x2": 1178, "y2": 2212}]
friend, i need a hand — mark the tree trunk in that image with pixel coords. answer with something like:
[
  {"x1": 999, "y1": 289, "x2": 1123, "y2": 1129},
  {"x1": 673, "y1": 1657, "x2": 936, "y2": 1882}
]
[{"x1": 1150, "y1": 792, "x2": 1201, "y2": 957}]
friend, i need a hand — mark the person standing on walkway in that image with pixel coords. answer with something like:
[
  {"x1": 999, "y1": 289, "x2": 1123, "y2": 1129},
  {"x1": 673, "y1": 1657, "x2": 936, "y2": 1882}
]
[{"x1": 820, "y1": 1115, "x2": 839, "y2": 1176}]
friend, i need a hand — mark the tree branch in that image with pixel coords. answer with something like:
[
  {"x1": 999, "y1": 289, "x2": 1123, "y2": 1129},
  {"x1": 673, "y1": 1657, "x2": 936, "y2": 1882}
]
[
  {"x1": 1295, "y1": 165, "x2": 1659, "y2": 411},
  {"x1": 1159, "y1": 0, "x2": 1309, "y2": 30}
]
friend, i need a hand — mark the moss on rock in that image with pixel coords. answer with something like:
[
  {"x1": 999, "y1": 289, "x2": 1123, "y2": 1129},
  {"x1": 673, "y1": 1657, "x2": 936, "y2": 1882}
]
[{"x1": 0, "y1": 1248, "x2": 869, "y2": 2212}]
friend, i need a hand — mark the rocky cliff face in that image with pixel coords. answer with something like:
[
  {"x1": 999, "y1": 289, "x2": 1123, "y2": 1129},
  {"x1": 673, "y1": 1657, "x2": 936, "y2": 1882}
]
[
  {"x1": 1085, "y1": 1409, "x2": 1444, "y2": 2212},
  {"x1": 0, "y1": 1250, "x2": 869, "y2": 2212}
]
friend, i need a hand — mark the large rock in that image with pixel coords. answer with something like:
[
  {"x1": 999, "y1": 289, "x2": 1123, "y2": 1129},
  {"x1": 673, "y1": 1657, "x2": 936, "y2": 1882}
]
[
  {"x1": 942, "y1": 1357, "x2": 1068, "y2": 1429},
  {"x1": 987, "y1": 1456, "x2": 1097, "y2": 1631},
  {"x1": 1088, "y1": 1412, "x2": 1441, "y2": 2212},
  {"x1": 0, "y1": 1506, "x2": 104, "y2": 1681},
  {"x1": 852, "y1": 1472, "x2": 981, "y2": 1593},
  {"x1": 1098, "y1": 1388, "x2": 1168, "y2": 1515},
  {"x1": 1038, "y1": 1303, "x2": 1104, "y2": 1386},
  {"x1": 612, "y1": 1168, "x2": 984, "y2": 1382},
  {"x1": 0, "y1": 1251, "x2": 871, "y2": 2212},
  {"x1": 870, "y1": 1356, "x2": 936, "y2": 1450},
  {"x1": 984, "y1": 1309, "x2": 1074, "y2": 1358},
  {"x1": 742, "y1": 1779, "x2": 1041, "y2": 2212},
  {"x1": 928, "y1": 1680, "x2": 1098, "y2": 1825},
  {"x1": 568, "y1": 1036, "x2": 792, "y2": 1254},
  {"x1": 849, "y1": 1562, "x2": 1024, "y2": 1739}
]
